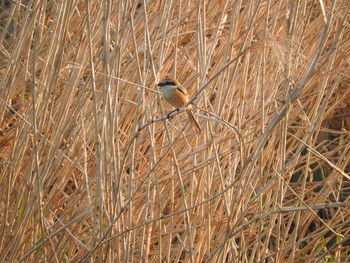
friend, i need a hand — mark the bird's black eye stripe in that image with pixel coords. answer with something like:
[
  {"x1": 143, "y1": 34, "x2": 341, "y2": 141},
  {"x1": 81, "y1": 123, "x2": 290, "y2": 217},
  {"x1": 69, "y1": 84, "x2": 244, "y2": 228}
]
[{"x1": 158, "y1": 81, "x2": 175, "y2": 86}]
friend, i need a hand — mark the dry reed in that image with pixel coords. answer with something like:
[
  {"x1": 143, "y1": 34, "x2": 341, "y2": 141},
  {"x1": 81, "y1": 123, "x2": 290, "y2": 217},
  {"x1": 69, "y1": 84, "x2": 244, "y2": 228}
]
[{"x1": 0, "y1": 0, "x2": 350, "y2": 262}]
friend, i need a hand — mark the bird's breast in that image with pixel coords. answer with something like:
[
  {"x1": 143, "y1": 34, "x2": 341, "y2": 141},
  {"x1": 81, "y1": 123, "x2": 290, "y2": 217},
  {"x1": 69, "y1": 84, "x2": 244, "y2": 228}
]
[{"x1": 162, "y1": 87, "x2": 188, "y2": 108}]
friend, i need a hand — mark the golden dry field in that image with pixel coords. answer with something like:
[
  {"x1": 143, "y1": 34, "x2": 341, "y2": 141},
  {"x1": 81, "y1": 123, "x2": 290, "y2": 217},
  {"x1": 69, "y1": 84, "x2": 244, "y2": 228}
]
[{"x1": 1, "y1": 0, "x2": 350, "y2": 262}]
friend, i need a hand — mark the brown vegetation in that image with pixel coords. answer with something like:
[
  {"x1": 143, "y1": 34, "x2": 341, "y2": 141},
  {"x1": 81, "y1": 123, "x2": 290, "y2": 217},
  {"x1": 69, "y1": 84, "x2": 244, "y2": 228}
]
[{"x1": 0, "y1": 0, "x2": 350, "y2": 262}]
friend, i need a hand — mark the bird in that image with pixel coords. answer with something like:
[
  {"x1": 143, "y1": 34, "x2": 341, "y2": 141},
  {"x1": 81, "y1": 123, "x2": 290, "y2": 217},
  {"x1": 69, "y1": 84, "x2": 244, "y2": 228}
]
[{"x1": 157, "y1": 76, "x2": 201, "y2": 135}]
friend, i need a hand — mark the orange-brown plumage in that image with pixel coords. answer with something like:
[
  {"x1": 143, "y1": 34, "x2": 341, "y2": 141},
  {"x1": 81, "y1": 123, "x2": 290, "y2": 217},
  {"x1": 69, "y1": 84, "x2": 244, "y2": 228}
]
[{"x1": 157, "y1": 76, "x2": 201, "y2": 135}]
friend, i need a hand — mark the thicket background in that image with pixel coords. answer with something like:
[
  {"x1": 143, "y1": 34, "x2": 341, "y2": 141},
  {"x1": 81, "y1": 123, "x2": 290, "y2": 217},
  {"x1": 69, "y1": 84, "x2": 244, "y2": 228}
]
[{"x1": 0, "y1": 0, "x2": 350, "y2": 262}]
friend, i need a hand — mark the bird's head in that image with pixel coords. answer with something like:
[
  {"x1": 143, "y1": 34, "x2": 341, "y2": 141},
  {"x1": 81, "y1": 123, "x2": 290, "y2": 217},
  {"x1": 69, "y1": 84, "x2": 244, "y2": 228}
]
[{"x1": 157, "y1": 76, "x2": 180, "y2": 88}]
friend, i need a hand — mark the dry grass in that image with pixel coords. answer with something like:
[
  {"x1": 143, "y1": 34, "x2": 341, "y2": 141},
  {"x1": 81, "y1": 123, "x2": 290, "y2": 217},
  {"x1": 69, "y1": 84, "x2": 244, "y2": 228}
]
[{"x1": 1, "y1": 0, "x2": 350, "y2": 262}]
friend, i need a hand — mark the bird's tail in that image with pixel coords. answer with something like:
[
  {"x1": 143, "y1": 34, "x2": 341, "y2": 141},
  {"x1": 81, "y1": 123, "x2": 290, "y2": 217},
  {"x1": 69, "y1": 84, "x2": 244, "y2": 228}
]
[{"x1": 186, "y1": 108, "x2": 201, "y2": 135}]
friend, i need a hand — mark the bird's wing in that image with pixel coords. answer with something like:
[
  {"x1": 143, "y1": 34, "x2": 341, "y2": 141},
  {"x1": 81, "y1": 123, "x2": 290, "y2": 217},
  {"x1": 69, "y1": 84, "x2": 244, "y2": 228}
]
[{"x1": 176, "y1": 85, "x2": 188, "y2": 96}]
